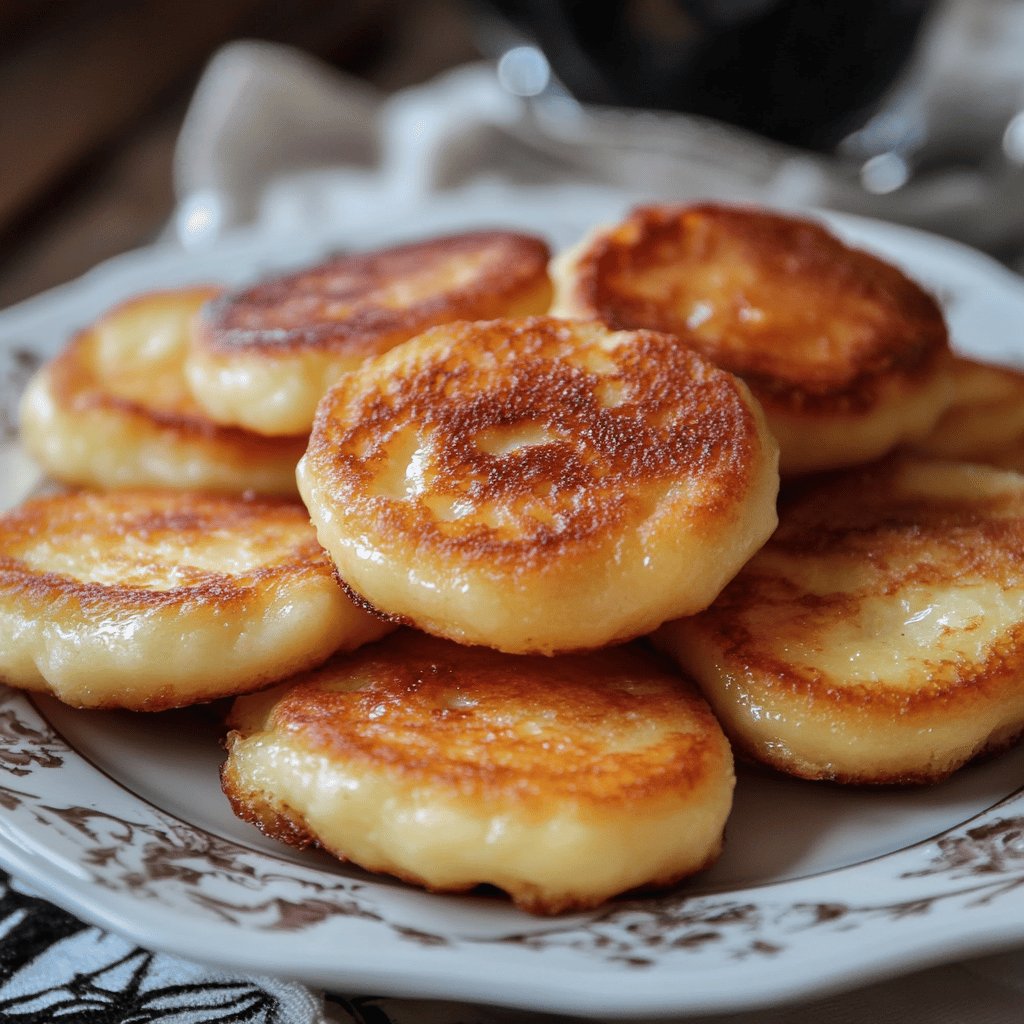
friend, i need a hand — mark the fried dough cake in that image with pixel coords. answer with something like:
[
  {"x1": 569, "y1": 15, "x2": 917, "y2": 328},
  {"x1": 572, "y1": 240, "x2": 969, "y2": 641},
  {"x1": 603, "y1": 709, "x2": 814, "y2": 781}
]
[
  {"x1": 186, "y1": 231, "x2": 553, "y2": 437},
  {"x1": 18, "y1": 288, "x2": 306, "y2": 495},
  {"x1": 909, "y1": 357, "x2": 1024, "y2": 471},
  {"x1": 0, "y1": 490, "x2": 392, "y2": 710},
  {"x1": 298, "y1": 316, "x2": 779, "y2": 654},
  {"x1": 222, "y1": 631, "x2": 734, "y2": 915},
  {"x1": 551, "y1": 204, "x2": 953, "y2": 474},
  {"x1": 656, "y1": 458, "x2": 1024, "y2": 784}
]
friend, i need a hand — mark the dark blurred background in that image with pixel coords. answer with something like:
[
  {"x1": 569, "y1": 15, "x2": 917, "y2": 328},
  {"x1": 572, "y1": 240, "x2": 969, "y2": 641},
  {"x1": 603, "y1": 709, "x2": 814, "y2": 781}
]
[
  {"x1": 0, "y1": 0, "x2": 481, "y2": 309},
  {"x1": 4, "y1": 0, "x2": 1013, "y2": 309}
]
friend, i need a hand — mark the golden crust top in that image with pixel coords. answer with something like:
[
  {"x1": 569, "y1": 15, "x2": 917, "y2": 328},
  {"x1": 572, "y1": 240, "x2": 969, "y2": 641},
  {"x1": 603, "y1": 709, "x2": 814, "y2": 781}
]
[
  {"x1": 0, "y1": 489, "x2": 336, "y2": 613},
  {"x1": 227, "y1": 631, "x2": 728, "y2": 808},
  {"x1": 305, "y1": 316, "x2": 764, "y2": 571},
  {"x1": 196, "y1": 231, "x2": 553, "y2": 356},
  {"x1": 0, "y1": 488, "x2": 391, "y2": 710},
  {"x1": 560, "y1": 203, "x2": 950, "y2": 415}
]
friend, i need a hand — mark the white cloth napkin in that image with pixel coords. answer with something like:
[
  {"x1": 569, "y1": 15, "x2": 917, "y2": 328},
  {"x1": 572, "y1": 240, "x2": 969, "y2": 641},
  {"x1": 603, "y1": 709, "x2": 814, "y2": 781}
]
[
  {"x1": 171, "y1": 0, "x2": 1024, "y2": 262},
  {"x1": 17, "y1": 9, "x2": 1018, "y2": 1021}
]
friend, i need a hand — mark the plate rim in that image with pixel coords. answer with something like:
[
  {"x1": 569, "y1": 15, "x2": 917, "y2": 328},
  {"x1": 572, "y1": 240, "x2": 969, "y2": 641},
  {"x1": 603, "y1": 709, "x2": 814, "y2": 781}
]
[
  {"x1": 1, "y1": 683, "x2": 1022, "y2": 1019},
  {"x1": 2, "y1": 188, "x2": 1024, "y2": 1018}
]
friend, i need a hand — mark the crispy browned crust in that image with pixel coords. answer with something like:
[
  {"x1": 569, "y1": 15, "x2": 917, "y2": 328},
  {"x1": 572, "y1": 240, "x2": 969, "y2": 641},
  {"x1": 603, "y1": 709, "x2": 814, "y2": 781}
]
[
  {"x1": 686, "y1": 458, "x2": 1024, "y2": 783},
  {"x1": 227, "y1": 632, "x2": 727, "y2": 808},
  {"x1": 46, "y1": 288, "x2": 307, "y2": 456},
  {"x1": 565, "y1": 204, "x2": 950, "y2": 415},
  {"x1": 195, "y1": 231, "x2": 553, "y2": 357},
  {"x1": 220, "y1": 757, "x2": 322, "y2": 850},
  {"x1": 334, "y1": 574, "x2": 412, "y2": 626},
  {"x1": 306, "y1": 316, "x2": 762, "y2": 571},
  {"x1": 0, "y1": 489, "x2": 336, "y2": 616}
]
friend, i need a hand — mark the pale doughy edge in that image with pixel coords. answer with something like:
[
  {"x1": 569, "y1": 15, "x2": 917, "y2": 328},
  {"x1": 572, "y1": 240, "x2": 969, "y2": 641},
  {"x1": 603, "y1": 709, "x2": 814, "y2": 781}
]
[
  {"x1": 765, "y1": 359, "x2": 955, "y2": 475},
  {"x1": 910, "y1": 362, "x2": 1024, "y2": 463},
  {"x1": 19, "y1": 365, "x2": 303, "y2": 496},
  {"x1": 187, "y1": 281, "x2": 554, "y2": 438},
  {"x1": 657, "y1": 616, "x2": 1024, "y2": 784},
  {"x1": 186, "y1": 345, "x2": 363, "y2": 438},
  {"x1": 0, "y1": 572, "x2": 392, "y2": 710},
  {"x1": 547, "y1": 230, "x2": 605, "y2": 318},
  {"x1": 222, "y1": 729, "x2": 733, "y2": 914}
]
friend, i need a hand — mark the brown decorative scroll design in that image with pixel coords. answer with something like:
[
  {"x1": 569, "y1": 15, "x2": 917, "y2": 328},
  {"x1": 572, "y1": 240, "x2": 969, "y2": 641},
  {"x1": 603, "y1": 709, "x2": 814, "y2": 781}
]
[
  {"x1": 482, "y1": 815, "x2": 1024, "y2": 965},
  {"x1": 10, "y1": 796, "x2": 449, "y2": 944},
  {"x1": 0, "y1": 699, "x2": 65, "y2": 776},
  {"x1": 900, "y1": 816, "x2": 1024, "y2": 905}
]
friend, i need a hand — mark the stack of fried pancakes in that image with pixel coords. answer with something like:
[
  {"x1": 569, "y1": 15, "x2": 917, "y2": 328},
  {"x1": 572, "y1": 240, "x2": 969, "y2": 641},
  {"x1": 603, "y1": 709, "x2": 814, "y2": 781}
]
[{"x1": 5, "y1": 206, "x2": 1023, "y2": 915}]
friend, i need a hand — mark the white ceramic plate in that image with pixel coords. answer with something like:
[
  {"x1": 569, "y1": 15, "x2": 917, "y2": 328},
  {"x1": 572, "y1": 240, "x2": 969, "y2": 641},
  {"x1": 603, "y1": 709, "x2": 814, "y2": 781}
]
[{"x1": 1, "y1": 186, "x2": 1023, "y2": 1019}]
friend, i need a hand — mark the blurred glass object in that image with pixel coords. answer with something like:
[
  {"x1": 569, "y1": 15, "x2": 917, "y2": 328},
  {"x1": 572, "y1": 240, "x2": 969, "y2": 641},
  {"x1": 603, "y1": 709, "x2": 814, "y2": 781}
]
[
  {"x1": 476, "y1": 0, "x2": 935, "y2": 152},
  {"x1": 468, "y1": 0, "x2": 1024, "y2": 259}
]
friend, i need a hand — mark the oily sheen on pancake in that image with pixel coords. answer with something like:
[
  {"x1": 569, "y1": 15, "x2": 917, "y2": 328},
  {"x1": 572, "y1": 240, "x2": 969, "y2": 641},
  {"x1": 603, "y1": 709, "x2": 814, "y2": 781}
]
[
  {"x1": 551, "y1": 203, "x2": 953, "y2": 474},
  {"x1": 909, "y1": 357, "x2": 1024, "y2": 472},
  {"x1": 298, "y1": 316, "x2": 779, "y2": 654},
  {"x1": 18, "y1": 288, "x2": 306, "y2": 495},
  {"x1": 0, "y1": 490, "x2": 392, "y2": 710},
  {"x1": 657, "y1": 459, "x2": 1024, "y2": 784},
  {"x1": 222, "y1": 631, "x2": 734, "y2": 915},
  {"x1": 187, "y1": 231, "x2": 553, "y2": 436}
]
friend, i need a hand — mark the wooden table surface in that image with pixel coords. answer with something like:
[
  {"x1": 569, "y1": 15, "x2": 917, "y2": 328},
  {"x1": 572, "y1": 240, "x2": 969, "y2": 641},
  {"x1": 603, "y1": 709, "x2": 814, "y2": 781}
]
[{"x1": 0, "y1": 0, "x2": 480, "y2": 310}]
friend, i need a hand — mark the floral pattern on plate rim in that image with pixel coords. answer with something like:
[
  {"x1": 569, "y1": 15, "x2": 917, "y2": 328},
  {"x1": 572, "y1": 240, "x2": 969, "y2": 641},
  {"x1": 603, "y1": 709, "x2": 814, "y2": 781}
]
[{"x1": 1, "y1": 687, "x2": 1022, "y2": 971}]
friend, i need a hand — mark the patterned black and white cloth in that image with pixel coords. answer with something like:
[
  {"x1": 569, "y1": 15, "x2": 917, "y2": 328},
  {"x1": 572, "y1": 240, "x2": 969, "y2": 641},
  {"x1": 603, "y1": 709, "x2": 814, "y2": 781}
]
[
  {"x1": 4, "y1": 867, "x2": 1024, "y2": 1024},
  {"x1": 0, "y1": 872, "x2": 525, "y2": 1024},
  {"x1": 0, "y1": 871, "x2": 321, "y2": 1023}
]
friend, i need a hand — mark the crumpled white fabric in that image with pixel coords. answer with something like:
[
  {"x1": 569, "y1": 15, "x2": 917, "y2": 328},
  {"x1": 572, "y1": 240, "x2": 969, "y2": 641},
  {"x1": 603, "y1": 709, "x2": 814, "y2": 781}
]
[{"x1": 171, "y1": 0, "x2": 1024, "y2": 262}]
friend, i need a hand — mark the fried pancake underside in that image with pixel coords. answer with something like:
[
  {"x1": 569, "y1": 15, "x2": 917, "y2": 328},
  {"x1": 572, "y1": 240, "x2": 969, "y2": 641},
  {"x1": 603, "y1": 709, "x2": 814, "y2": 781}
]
[
  {"x1": 551, "y1": 203, "x2": 953, "y2": 474},
  {"x1": 298, "y1": 316, "x2": 780, "y2": 654},
  {"x1": 18, "y1": 288, "x2": 307, "y2": 495},
  {"x1": 187, "y1": 231, "x2": 554, "y2": 436},
  {"x1": 0, "y1": 490, "x2": 391, "y2": 709},
  {"x1": 222, "y1": 631, "x2": 735, "y2": 914},
  {"x1": 657, "y1": 459, "x2": 1024, "y2": 784}
]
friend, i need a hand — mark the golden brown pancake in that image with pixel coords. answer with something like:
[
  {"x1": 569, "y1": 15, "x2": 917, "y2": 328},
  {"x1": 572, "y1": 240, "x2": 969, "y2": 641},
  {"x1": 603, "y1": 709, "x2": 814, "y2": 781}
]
[
  {"x1": 18, "y1": 288, "x2": 306, "y2": 495},
  {"x1": 222, "y1": 631, "x2": 734, "y2": 915},
  {"x1": 187, "y1": 231, "x2": 554, "y2": 436},
  {"x1": 551, "y1": 203, "x2": 953, "y2": 474},
  {"x1": 656, "y1": 458, "x2": 1024, "y2": 784},
  {"x1": 909, "y1": 357, "x2": 1024, "y2": 471},
  {"x1": 0, "y1": 489, "x2": 392, "y2": 710},
  {"x1": 297, "y1": 316, "x2": 779, "y2": 654}
]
